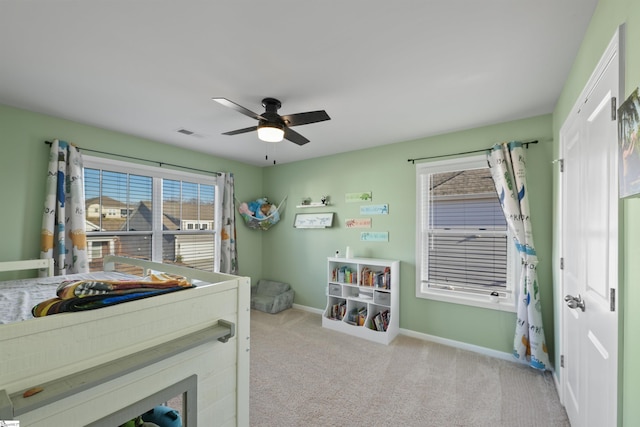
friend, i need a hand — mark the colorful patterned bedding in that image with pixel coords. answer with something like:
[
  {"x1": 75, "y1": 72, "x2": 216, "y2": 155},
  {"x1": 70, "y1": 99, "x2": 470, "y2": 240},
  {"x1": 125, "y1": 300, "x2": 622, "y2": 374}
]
[
  {"x1": 0, "y1": 272, "x2": 192, "y2": 323},
  {"x1": 32, "y1": 273, "x2": 193, "y2": 317}
]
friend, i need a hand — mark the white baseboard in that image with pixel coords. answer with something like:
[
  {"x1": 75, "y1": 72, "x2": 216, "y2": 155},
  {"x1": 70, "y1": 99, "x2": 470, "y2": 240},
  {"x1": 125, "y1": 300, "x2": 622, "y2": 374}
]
[
  {"x1": 294, "y1": 304, "x2": 515, "y2": 361},
  {"x1": 292, "y1": 303, "x2": 324, "y2": 315},
  {"x1": 294, "y1": 304, "x2": 557, "y2": 376},
  {"x1": 398, "y1": 327, "x2": 519, "y2": 363}
]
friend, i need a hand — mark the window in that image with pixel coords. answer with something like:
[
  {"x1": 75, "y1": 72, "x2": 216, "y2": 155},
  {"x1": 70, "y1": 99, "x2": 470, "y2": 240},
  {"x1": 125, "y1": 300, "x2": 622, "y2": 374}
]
[
  {"x1": 88, "y1": 241, "x2": 103, "y2": 261},
  {"x1": 416, "y1": 155, "x2": 517, "y2": 311},
  {"x1": 83, "y1": 156, "x2": 221, "y2": 273}
]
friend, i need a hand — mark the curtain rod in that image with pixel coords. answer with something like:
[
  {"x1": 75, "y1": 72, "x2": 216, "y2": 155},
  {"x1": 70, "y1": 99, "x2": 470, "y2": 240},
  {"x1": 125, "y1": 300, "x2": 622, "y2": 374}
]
[
  {"x1": 44, "y1": 141, "x2": 222, "y2": 176},
  {"x1": 407, "y1": 140, "x2": 539, "y2": 164}
]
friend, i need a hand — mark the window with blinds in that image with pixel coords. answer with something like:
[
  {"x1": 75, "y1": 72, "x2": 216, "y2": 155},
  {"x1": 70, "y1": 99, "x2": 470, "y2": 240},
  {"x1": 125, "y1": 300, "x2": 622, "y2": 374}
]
[
  {"x1": 83, "y1": 156, "x2": 220, "y2": 273},
  {"x1": 416, "y1": 155, "x2": 516, "y2": 312},
  {"x1": 162, "y1": 179, "x2": 216, "y2": 271}
]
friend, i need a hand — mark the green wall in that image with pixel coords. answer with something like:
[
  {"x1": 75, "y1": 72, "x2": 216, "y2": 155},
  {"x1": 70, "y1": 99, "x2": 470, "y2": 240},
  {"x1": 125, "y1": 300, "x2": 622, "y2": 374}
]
[
  {"x1": 1, "y1": 103, "x2": 556, "y2": 361},
  {"x1": 5, "y1": 1, "x2": 638, "y2": 419},
  {"x1": 0, "y1": 104, "x2": 264, "y2": 282},
  {"x1": 262, "y1": 114, "x2": 554, "y2": 357},
  {"x1": 552, "y1": 0, "x2": 640, "y2": 424}
]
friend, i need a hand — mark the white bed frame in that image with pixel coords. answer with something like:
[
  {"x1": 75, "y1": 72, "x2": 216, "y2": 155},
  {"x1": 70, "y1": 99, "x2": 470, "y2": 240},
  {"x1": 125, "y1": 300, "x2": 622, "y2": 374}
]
[
  {"x1": 0, "y1": 258, "x2": 54, "y2": 277},
  {"x1": 0, "y1": 256, "x2": 250, "y2": 426}
]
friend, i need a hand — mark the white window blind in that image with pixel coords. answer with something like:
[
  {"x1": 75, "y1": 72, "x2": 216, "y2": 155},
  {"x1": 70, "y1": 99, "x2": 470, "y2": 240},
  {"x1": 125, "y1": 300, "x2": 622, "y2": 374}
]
[
  {"x1": 427, "y1": 193, "x2": 508, "y2": 291},
  {"x1": 83, "y1": 156, "x2": 220, "y2": 273},
  {"x1": 162, "y1": 179, "x2": 216, "y2": 271},
  {"x1": 416, "y1": 156, "x2": 516, "y2": 311}
]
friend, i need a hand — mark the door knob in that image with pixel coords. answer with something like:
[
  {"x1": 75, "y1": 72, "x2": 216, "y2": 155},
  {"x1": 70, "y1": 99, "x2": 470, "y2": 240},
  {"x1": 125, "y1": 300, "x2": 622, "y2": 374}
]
[{"x1": 564, "y1": 294, "x2": 586, "y2": 312}]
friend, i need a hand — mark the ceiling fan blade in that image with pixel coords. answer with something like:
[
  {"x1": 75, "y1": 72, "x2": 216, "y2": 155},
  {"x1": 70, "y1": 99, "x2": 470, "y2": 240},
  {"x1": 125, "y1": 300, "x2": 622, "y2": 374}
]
[
  {"x1": 212, "y1": 97, "x2": 265, "y2": 121},
  {"x1": 281, "y1": 110, "x2": 330, "y2": 127},
  {"x1": 284, "y1": 127, "x2": 310, "y2": 146},
  {"x1": 222, "y1": 126, "x2": 258, "y2": 136}
]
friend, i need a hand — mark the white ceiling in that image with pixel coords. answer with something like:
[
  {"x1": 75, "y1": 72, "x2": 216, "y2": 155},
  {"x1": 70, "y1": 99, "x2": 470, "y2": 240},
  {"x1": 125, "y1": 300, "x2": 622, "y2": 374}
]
[{"x1": 0, "y1": 1, "x2": 597, "y2": 166}]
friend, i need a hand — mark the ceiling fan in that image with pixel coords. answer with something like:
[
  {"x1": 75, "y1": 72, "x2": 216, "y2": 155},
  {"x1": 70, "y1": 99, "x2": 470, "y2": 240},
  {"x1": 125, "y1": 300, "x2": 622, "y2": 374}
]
[{"x1": 212, "y1": 97, "x2": 330, "y2": 145}]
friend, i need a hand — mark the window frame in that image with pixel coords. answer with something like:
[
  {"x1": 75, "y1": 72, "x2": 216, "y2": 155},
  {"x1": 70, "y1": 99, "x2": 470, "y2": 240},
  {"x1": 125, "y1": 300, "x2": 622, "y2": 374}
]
[
  {"x1": 83, "y1": 155, "x2": 222, "y2": 272},
  {"x1": 415, "y1": 155, "x2": 518, "y2": 312}
]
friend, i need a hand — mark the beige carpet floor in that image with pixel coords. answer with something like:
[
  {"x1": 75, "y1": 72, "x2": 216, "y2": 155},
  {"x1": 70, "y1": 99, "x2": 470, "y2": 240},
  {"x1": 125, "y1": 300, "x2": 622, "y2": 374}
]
[{"x1": 250, "y1": 308, "x2": 569, "y2": 427}]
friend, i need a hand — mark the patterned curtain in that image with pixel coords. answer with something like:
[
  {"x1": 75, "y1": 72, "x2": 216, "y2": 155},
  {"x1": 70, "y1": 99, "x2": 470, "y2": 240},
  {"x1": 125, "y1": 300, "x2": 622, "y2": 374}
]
[
  {"x1": 40, "y1": 140, "x2": 89, "y2": 275},
  {"x1": 487, "y1": 142, "x2": 549, "y2": 370},
  {"x1": 219, "y1": 172, "x2": 238, "y2": 274}
]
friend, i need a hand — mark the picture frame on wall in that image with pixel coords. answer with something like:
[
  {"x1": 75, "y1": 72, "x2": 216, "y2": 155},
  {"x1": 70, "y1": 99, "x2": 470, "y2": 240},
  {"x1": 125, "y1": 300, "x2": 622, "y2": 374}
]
[
  {"x1": 294, "y1": 212, "x2": 334, "y2": 228},
  {"x1": 618, "y1": 87, "x2": 640, "y2": 198}
]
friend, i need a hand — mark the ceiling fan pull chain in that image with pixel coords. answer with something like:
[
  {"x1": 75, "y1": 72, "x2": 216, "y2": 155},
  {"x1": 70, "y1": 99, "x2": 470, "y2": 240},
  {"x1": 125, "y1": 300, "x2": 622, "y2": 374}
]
[{"x1": 272, "y1": 139, "x2": 277, "y2": 164}]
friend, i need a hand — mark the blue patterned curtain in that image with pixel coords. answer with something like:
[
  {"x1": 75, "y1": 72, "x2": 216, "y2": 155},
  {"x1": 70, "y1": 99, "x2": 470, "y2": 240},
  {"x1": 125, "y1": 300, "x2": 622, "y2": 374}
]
[
  {"x1": 487, "y1": 142, "x2": 549, "y2": 370},
  {"x1": 219, "y1": 172, "x2": 238, "y2": 274},
  {"x1": 40, "y1": 140, "x2": 89, "y2": 275}
]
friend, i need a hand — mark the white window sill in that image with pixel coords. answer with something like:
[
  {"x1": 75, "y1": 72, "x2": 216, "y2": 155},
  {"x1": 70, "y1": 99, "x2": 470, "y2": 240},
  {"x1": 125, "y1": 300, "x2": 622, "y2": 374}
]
[{"x1": 416, "y1": 286, "x2": 516, "y2": 313}]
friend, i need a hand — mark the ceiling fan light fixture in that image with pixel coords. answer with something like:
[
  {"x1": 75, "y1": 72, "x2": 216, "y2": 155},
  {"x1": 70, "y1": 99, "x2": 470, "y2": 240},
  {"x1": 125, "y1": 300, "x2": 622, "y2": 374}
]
[
  {"x1": 213, "y1": 97, "x2": 329, "y2": 146},
  {"x1": 257, "y1": 122, "x2": 284, "y2": 142}
]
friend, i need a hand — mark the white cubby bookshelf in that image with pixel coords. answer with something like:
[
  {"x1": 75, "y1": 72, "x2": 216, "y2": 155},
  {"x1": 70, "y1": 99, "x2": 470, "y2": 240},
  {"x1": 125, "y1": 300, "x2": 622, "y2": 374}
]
[{"x1": 322, "y1": 257, "x2": 399, "y2": 345}]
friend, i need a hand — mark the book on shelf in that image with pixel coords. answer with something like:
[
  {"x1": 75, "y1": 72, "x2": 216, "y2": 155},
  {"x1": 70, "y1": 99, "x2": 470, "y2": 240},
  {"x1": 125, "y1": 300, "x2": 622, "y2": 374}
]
[
  {"x1": 372, "y1": 310, "x2": 390, "y2": 331},
  {"x1": 330, "y1": 301, "x2": 347, "y2": 320},
  {"x1": 333, "y1": 266, "x2": 357, "y2": 284},
  {"x1": 346, "y1": 306, "x2": 367, "y2": 326},
  {"x1": 358, "y1": 306, "x2": 367, "y2": 326},
  {"x1": 360, "y1": 267, "x2": 370, "y2": 286},
  {"x1": 373, "y1": 313, "x2": 381, "y2": 330},
  {"x1": 360, "y1": 266, "x2": 391, "y2": 289}
]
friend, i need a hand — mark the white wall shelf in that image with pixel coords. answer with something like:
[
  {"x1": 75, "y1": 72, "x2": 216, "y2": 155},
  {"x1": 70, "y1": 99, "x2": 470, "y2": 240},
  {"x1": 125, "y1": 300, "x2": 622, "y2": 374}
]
[{"x1": 296, "y1": 203, "x2": 331, "y2": 208}]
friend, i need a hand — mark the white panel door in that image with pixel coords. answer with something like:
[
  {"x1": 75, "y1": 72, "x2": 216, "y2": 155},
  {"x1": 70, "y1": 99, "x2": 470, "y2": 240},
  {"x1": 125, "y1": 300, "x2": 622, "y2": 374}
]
[
  {"x1": 560, "y1": 29, "x2": 620, "y2": 427},
  {"x1": 562, "y1": 115, "x2": 583, "y2": 424}
]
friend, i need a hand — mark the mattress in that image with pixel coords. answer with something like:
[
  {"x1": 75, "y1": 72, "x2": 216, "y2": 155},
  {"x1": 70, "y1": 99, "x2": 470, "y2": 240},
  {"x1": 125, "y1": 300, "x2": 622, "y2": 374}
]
[{"x1": 0, "y1": 271, "x2": 135, "y2": 324}]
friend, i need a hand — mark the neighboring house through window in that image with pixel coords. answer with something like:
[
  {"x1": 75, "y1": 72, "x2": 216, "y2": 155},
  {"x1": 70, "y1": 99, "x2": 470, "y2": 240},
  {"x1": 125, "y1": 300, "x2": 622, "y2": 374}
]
[
  {"x1": 83, "y1": 156, "x2": 221, "y2": 272},
  {"x1": 416, "y1": 155, "x2": 517, "y2": 312}
]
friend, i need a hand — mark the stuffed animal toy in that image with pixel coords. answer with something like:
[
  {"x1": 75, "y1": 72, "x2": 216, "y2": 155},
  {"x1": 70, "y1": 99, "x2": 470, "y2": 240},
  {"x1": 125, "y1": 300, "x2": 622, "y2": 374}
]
[
  {"x1": 256, "y1": 201, "x2": 273, "y2": 219},
  {"x1": 247, "y1": 198, "x2": 268, "y2": 218},
  {"x1": 238, "y1": 202, "x2": 252, "y2": 216},
  {"x1": 141, "y1": 405, "x2": 182, "y2": 427},
  {"x1": 119, "y1": 417, "x2": 160, "y2": 427},
  {"x1": 238, "y1": 196, "x2": 282, "y2": 229}
]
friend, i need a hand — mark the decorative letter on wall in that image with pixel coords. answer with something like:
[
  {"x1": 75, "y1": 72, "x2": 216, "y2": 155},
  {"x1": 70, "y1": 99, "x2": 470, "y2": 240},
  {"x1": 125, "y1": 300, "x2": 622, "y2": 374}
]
[
  {"x1": 345, "y1": 191, "x2": 372, "y2": 203},
  {"x1": 360, "y1": 232, "x2": 388, "y2": 242},
  {"x1": 360, "y1": 204, "x2": 389, "y2": 215},
  {"x1": 345, "y1": 218, "x2": 372, "y2": 228}
]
